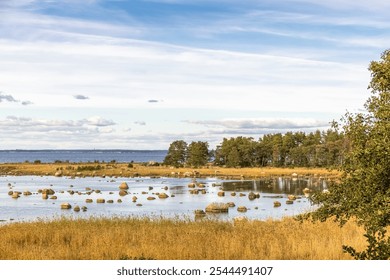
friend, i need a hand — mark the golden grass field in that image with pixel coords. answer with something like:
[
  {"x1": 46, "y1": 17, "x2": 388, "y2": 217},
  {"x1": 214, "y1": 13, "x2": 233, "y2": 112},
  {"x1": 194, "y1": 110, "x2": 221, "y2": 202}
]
[
  {"x1": 0, "y1": 162, "x2": 341, "y2": 179},
  {"x1": 0, "y1": 216, "x2": 366, "y2": 260}
]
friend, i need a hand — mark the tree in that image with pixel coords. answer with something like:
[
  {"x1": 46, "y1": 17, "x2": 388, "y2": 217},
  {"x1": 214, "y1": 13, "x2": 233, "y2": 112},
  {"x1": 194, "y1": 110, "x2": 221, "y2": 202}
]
[
  {"x1": 163, "y1": 140, "x2": 187, "y2": 167},
  {"x1": 187, "y1": 141, "x2": 209, "y2": 167},
  {"x1": 308, "y1": 50, "x2": 390, "y2": 259}
]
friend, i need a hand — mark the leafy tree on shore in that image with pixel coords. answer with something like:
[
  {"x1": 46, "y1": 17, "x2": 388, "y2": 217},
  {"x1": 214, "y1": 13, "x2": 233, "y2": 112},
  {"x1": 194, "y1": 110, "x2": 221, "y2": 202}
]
[
  {"x1": 163, "y1": 140, "x2": 187, "y2": 167},
  {"x1": 308, "y1": 50, "x2": 390, "y2": 259},
  {"x1": 186, "y1": 141, "x2": 209, "y2": 167}
]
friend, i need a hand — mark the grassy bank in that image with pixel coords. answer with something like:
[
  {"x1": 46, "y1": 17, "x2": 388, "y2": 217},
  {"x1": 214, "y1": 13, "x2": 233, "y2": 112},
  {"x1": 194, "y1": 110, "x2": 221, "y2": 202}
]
[
  {"x1": 0, "y1": 216, "x2": 364, "y2": 260},
  {"x1": 0, "y1": 162, "x2": 340, "y2": 179}
]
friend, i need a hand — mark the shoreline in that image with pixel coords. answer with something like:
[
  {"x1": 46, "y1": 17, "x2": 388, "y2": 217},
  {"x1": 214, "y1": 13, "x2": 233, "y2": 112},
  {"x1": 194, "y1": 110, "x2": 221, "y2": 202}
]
[{"x1": 0, "y1": 162, "x2": 341, "y2": 179}]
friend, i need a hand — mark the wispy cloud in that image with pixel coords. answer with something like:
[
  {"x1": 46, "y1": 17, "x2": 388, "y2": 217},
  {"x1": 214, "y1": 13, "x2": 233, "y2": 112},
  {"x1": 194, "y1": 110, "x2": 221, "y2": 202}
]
[
  {"x1": 21, "y1": 100, "x2": 34, "y2": 105},
  {"x1": 73, "y1": 94, "x2": 89, "y2": 100},
  {"x1": 134, "y1": 121, "x2": 146, "y2": 126},
  {"x1": 0, "y1": 115, "x2": 116, "y2": 132},
  {"x1": 0, "y1": 92, "x2": 33, "y2": 106},
  {"x1": 0, "y1": 93, "x2": 18, "y2": 103},
  {"x1": 185, "y1": 118, "x2": 330, "y2": 130}
]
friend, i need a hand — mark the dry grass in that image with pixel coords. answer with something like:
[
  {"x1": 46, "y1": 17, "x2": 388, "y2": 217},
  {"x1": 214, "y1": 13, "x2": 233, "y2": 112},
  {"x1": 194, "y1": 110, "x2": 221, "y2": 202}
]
[
  {"x1": 0, "y1": 216, "x2": 365, "y2": 260},
  {"x1": 0, "y1": 162, "x2": 341, "y2": 179}
]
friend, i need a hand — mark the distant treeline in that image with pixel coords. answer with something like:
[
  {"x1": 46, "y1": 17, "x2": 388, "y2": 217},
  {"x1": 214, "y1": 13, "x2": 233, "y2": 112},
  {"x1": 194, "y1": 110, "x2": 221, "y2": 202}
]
[{"x1": 164, "y1": 129, "x2": 347, "y2": 168}]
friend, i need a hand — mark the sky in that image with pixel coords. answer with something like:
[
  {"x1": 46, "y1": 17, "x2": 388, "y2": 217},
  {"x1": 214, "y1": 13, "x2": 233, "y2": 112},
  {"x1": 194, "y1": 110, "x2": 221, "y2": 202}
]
[{"x1": 0, "y1": 0, "x2": 389, "y2": 150}]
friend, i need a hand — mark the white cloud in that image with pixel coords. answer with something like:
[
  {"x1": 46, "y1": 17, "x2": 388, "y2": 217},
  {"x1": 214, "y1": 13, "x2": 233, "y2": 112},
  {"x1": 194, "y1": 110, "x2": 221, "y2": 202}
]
[
  {"x1": 84, "y1": 116, "x2": 116, "y2": 127},
  {"x1": 185, "y1": 118, "x2": 330, "y2": 130}
]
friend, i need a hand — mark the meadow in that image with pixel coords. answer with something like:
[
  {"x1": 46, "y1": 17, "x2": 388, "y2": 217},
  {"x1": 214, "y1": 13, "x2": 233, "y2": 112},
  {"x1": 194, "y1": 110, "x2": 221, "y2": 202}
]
[
  {"x1": 0, "y1": 216, "x2": 365, "y2": 260},
  {"x1": 0, "y1": 162, "x2": 340, "y2": 179}
]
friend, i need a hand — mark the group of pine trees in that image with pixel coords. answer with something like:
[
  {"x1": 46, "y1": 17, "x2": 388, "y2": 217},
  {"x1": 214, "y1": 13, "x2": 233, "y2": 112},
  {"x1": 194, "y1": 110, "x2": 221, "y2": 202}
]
[{"x1": 164, "y1": 128, "x2": 346, "y2": 168}]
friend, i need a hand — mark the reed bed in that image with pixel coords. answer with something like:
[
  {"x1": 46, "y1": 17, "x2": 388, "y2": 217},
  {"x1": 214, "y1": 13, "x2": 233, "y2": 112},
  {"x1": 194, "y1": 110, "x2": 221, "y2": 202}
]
[{"x1": 0, "y1": 216, "x2": 365, "y2": 260}]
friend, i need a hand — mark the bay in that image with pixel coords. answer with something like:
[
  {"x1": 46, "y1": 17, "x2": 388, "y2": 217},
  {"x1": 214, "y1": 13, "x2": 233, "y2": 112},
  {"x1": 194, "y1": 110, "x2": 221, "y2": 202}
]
[{"x1": 0, "y1": 175, "x2": 327, "y2": 223}]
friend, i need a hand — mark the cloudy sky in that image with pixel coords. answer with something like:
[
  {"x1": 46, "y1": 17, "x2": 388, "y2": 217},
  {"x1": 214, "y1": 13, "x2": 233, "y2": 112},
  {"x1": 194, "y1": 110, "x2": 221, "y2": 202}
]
[{"x1": 0, "y1": 0, "x2": 388, "y2": 149}]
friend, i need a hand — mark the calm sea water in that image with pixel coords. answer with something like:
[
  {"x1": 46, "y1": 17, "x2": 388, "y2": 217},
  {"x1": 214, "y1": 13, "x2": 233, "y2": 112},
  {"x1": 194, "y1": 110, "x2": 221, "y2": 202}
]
[
  {"x1": 0, "y1": 176, "x2": 327, "y2": 223},
  {"x1": 0, "y1": 150, "x2": 167, "y2": 163}
]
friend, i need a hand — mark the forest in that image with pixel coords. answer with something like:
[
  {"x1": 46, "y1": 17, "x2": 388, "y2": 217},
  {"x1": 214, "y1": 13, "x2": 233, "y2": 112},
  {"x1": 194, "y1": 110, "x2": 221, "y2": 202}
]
[{"x1": 164, "y1": 128, "x2": 346, "y2": 168}]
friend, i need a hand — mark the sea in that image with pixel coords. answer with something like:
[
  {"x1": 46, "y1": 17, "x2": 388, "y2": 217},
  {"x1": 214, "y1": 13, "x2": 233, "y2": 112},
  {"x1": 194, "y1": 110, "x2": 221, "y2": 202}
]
[
  {"x1": 0, "y1": 150, "x2": 168, "y2": 164},
  {"x1": 0, "y1": 149, "x2": 325, "y2": 223}
]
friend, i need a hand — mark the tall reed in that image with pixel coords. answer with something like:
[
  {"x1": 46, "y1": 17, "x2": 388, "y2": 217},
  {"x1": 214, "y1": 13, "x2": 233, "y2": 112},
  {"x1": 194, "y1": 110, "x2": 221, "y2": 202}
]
[{"x1": 0, "y1": 216, "x2": 365, "y2": 260}]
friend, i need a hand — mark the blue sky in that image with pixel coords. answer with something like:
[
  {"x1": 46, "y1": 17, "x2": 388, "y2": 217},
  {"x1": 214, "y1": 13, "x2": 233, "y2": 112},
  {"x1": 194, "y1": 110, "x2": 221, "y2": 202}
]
[{"x1": 0, "y1": 0, "x2": 389, "y2": 149}]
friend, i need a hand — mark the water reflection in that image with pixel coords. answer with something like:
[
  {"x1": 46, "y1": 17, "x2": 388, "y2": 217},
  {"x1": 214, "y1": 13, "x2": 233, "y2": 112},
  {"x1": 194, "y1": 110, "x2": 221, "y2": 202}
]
[{"x1": 222, "y1": 177, "x2": 328, "y2": 194}]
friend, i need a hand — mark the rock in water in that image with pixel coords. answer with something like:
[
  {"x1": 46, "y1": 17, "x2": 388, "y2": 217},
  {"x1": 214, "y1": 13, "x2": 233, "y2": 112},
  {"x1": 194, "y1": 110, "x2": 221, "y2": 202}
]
[
  {"x1": 119, "y1": 182, "x2": 129, "y2": 190},
  {"x1": 61, "y1": 203, "x2": 72, "y2": 209}
]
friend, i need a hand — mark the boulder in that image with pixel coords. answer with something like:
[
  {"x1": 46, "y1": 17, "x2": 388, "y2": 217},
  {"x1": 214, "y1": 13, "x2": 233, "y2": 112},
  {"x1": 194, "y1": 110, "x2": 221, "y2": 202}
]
[
  {"x1": 11, "y1": 192, "x2": 20, "y2": 199},
  {"x1": 189, "y1": 189, "x2": 199, "y2": 194},
  {"x1": 205, "y1": 202, "x2": 229, "y2": 213},
  {"x1": 227, "y1": 202, "x2": 236, "y2": 207},
  {"x1": 237, "y1": 206, "x2": 248, "y2": 212},
  {"x1": 158, "y1": 193, "x2": 169, "y2": 199},
  {"x1": 119, "y1": 190, "x2": 128, "y2": 196},
  {"x1": 119, "y1": 182, "x2": 129, "y2": 190},
  {"x1": 194, "y1": 209, "x2": 206, "y2": 216},
  {"x1": 42, "y1": 189, "x2": 55, "y2": 195},
  {"x1": 217, "y1": 191, "x2": 225, "y2": 197},
  {"x1": 60, "y1": 203, "x2": 72, "y2": 209},
  {"x1": 274, "y1": 201, "x2": 282, "y2": 207},
  {"x1": 288, "y1": 195, "x2": 297, "y2": 201}
]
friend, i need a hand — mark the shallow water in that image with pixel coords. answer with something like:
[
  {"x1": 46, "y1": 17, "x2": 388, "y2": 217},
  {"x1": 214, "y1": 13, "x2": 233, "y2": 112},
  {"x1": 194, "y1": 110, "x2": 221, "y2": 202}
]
[{"x1": 0, "y1": 176, "x2": 327, "y2": 223}]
